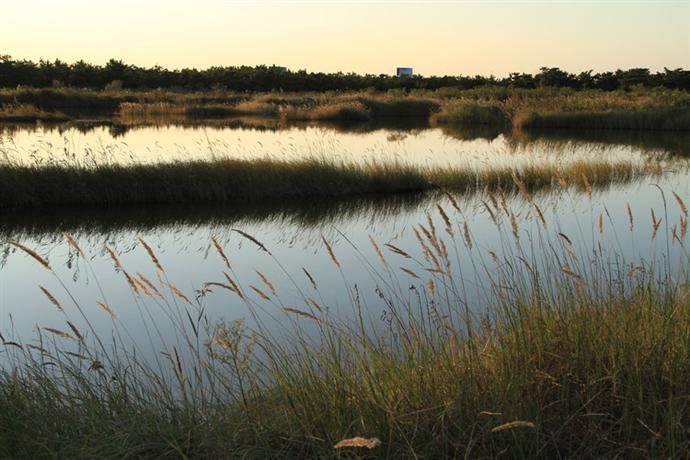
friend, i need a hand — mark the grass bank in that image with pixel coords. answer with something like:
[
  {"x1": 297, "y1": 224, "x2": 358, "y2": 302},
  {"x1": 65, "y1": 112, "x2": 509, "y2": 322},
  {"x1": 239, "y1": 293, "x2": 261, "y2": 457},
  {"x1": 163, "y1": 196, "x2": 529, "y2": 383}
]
[
  {"x1": 3, "y1": 86, "x2": 688, "y2": 130},
  {"x1": 0, "y1": 104, "x2": 69, "y2": 122},
  {"x1": 1, "y1": 189, "x2": 688, "y2": 457},
  {"x1": 0, "y1": 157, "x2": 661, "y2": 210}
]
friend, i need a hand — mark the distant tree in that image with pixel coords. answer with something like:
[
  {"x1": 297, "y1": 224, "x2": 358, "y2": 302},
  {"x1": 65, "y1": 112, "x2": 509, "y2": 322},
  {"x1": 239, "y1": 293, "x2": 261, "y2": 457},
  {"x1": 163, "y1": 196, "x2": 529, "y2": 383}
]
[
  {"x1": 660, "y1": 67, "x2": 690, "y2": 90},
  {"x1": 0, "y1": 55, "x2": 687, "y2": 92},
  {"x1": 536, "y1": 67, "x2": 580, "y2": 88},
  {"x1": 592, "y1": 71, "x2": 619, "y2": 91},
  {"x1": 508, "y1": 72, "x2": 536, "y2": 89},
  {"x1": 617, "y1": 68, "x2": 651, "y2": 89}
]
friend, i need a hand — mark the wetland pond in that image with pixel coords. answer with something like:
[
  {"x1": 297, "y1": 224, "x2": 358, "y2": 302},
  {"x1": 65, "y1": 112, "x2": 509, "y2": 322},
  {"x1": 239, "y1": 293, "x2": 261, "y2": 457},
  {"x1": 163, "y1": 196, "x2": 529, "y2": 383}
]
[{"x1": 1, "y1": 118, "x2": 689, "y2": 362}]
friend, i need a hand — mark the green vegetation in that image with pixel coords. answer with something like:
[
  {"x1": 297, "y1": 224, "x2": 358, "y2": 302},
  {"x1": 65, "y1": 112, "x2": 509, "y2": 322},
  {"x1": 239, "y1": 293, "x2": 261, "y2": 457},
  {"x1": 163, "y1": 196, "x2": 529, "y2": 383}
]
[
  {"x1": 0, "y1": 156, "x2": 662, "y2": 210},
  {"x1": 1, "y1": 189, "x2": 688, "y2": 457}
]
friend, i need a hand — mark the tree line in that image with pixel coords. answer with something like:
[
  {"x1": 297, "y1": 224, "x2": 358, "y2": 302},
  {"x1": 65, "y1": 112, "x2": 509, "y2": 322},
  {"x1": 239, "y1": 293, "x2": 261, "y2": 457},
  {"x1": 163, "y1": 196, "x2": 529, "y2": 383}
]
[{"x1": 1, "y1": 56, "x2": 688, "y2": 92}]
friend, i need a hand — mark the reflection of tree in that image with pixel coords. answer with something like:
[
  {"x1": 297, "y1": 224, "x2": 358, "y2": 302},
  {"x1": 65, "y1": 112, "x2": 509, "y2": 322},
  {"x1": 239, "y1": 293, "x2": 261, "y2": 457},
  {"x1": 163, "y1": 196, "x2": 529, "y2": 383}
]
[
  {"x1": 108, "y1": 123, "x2": 130, "y2": 138},
  {"x1": 435, "y1": 123, "x2": 505, "y2": 142}
]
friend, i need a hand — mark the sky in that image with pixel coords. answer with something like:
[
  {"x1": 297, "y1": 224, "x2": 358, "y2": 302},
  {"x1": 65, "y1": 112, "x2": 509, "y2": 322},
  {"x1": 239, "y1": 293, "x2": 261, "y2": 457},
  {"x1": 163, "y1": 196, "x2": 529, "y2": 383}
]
[{"x1": 2, "y1": 1, "x2": 689, "y2": 77}]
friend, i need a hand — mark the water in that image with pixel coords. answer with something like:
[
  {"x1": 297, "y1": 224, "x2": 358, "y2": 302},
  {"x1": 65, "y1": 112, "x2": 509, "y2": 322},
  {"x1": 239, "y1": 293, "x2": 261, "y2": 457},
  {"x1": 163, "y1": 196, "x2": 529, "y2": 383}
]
[
  {"x1": 3, "y1": 118, "x2": 686, "y2": 168},
  {"x1": 0, "y1": 119, "x2": 688, "y2": 362}
]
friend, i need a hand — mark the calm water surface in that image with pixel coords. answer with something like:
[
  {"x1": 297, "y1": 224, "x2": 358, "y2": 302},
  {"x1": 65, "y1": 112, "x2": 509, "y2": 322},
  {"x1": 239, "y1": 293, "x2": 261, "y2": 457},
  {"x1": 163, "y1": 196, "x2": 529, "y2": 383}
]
[{"x1": 1, "y1": 119, "x2": 688, "y2": 362}]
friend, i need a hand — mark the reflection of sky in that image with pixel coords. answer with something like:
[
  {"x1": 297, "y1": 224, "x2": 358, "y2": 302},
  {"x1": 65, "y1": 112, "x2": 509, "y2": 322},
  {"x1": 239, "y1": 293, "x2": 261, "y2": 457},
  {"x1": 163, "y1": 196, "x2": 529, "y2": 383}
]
[
  {"x1": 1, "y1": 170, "x2": 688, "y2": 364},
  {"x1": 0, "y1": 123, "x2": 667, "y2": 169}
]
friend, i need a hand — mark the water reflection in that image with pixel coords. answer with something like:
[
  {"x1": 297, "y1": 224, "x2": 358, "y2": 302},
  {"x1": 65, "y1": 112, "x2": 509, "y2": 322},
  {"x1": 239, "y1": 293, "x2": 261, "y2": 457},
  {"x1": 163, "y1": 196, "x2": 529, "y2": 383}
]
[
  {"x1": 1, "y1": 172, "x2": 687, "y2": 355},
  {"x1": 0, "y1": 193, "x2": 427, "y2": 245},
  {"x1": 0, "y1": 118, "x2": 682, "y2": 170},
  {"x1": 511, "y1": 128, "x2": 690, "y2": 158}
]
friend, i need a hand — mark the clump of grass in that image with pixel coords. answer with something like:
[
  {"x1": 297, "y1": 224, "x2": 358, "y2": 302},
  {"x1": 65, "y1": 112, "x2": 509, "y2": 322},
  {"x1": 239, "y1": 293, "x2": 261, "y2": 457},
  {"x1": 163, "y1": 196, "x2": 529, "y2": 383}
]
[
  {"x1": 118, "y1": 102, "x2": 185, "y2": 117},
  {"x1": 281, "y1": 101, "x2": 371, "y2": 121},
  {"x1": 0, "y1": 104, "x2": 69, "y2": 122},
  {"x1": 432, "y1": 100, "x2": 508, "y2": 125}
]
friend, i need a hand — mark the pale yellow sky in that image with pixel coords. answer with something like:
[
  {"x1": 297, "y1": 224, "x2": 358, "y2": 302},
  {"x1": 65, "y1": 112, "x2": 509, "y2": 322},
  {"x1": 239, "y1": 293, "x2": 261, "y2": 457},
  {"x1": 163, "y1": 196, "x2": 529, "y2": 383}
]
[{"x1": 2, "y1": 1, "x2": 689, "y2": 76}]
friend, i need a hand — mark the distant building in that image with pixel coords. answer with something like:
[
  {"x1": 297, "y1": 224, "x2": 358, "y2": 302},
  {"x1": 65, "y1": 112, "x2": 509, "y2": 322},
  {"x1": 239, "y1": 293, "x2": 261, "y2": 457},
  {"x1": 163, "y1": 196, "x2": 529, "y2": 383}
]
[{"x1": 396, "y1": 67, "x2": 413, "y2": 77}]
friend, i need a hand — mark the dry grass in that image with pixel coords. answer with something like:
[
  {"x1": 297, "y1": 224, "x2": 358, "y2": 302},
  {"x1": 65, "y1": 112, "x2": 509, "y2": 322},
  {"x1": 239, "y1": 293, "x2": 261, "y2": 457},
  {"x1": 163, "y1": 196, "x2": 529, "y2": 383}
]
[
  {"x1": 5, "y1": 86, "x2": 686, "y2": 131},
  {"x1": 432, "y1": 100, "x2": 508, "y2": 125},
  {"x1": 0, "y1": 104, "x2": 69, "y2": 122},
  {"x1": 193, "y1": 100, "x2": 278, "y2": 117},
  {"x1": 280, "y1": 101, "x2": 371, "y2": 121},
  {"x1": 118, "y1": 102, "x2": 186, "y2": 117}
]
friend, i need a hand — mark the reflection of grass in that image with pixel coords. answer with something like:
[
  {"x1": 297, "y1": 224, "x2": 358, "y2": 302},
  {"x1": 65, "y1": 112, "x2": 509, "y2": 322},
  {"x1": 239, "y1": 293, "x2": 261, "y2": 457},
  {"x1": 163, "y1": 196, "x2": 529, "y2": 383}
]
[
  {"x1": 514, "y1": 108, "x2": 690, "y2": 131},
  {"x1": 0, "y1": 156, "x2": 664, "y2": 209},
  {"x1": 0, "y1": 193, "x2": 427, "y2": 238},
  {"x1": 509, "y1": 128, "x2": 690, "y2": 158},
  {"x1": 1, "y1": 188, "x2": 688, "y2": 457}
]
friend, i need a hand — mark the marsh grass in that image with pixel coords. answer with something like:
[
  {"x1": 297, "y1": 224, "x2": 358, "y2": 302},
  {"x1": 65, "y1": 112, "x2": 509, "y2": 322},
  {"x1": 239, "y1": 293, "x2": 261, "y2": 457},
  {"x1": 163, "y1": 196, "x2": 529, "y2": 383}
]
[
  {"x1": 10, "y1": 87, "x2": 686, "y2": 130},
  {"x1": 0, "y1": 155, "x2": 665, "y2": 210},
  {"x1": 280, "y1": 101, "x2": 372, "y2": 121},
  {"x1": 118, "y1": 102, "x2": 186, "y2": 117},
  {"x1": 0, "y1": 183, "x2": 688, "y2": 458},
  {"x1": 355, "y1": 96, "x2": 441, "y2": 117},
  {"x1": 431, "y1": 100, "x2": 508, "y2": 125},
  {"x1": 278, "y1": 96, "x2": 439, "y2": 121},
  {"x1": 119, "y1": 101, "x2": 279, "y2": 119},
  {"x1": 0, "y1": 104, "x2": 69, "y2": 122},
  {"x1": 185, "y1": 101, "x2": 279, "y2": 118}
]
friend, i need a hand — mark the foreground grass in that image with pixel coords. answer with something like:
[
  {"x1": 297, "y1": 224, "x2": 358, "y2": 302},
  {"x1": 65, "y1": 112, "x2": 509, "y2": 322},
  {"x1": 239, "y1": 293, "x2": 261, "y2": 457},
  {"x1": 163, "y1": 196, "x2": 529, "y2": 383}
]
[
  {"x1": 1, "y1": 188, "x2": 689, "y2": 458},
  {"x1": 2, "y1": 288, "x2": 687, "y2": 458},
  {"x1": 0, "y1": 157, "x2": 661, "y2": 209}
]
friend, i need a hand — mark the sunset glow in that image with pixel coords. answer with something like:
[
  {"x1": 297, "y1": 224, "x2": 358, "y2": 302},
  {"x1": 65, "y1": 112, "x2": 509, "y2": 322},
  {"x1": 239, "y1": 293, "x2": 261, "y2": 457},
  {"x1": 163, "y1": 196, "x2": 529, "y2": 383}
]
[{"x1": 3, "y1": 0, "x2": 688, "y2": 75}]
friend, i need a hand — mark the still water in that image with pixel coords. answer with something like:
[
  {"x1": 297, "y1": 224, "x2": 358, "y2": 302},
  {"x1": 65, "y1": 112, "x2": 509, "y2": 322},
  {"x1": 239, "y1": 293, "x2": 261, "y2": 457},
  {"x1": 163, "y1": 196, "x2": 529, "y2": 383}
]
[{"x1": 0, "y1": 119, "x2": 688, "y2": 362}]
